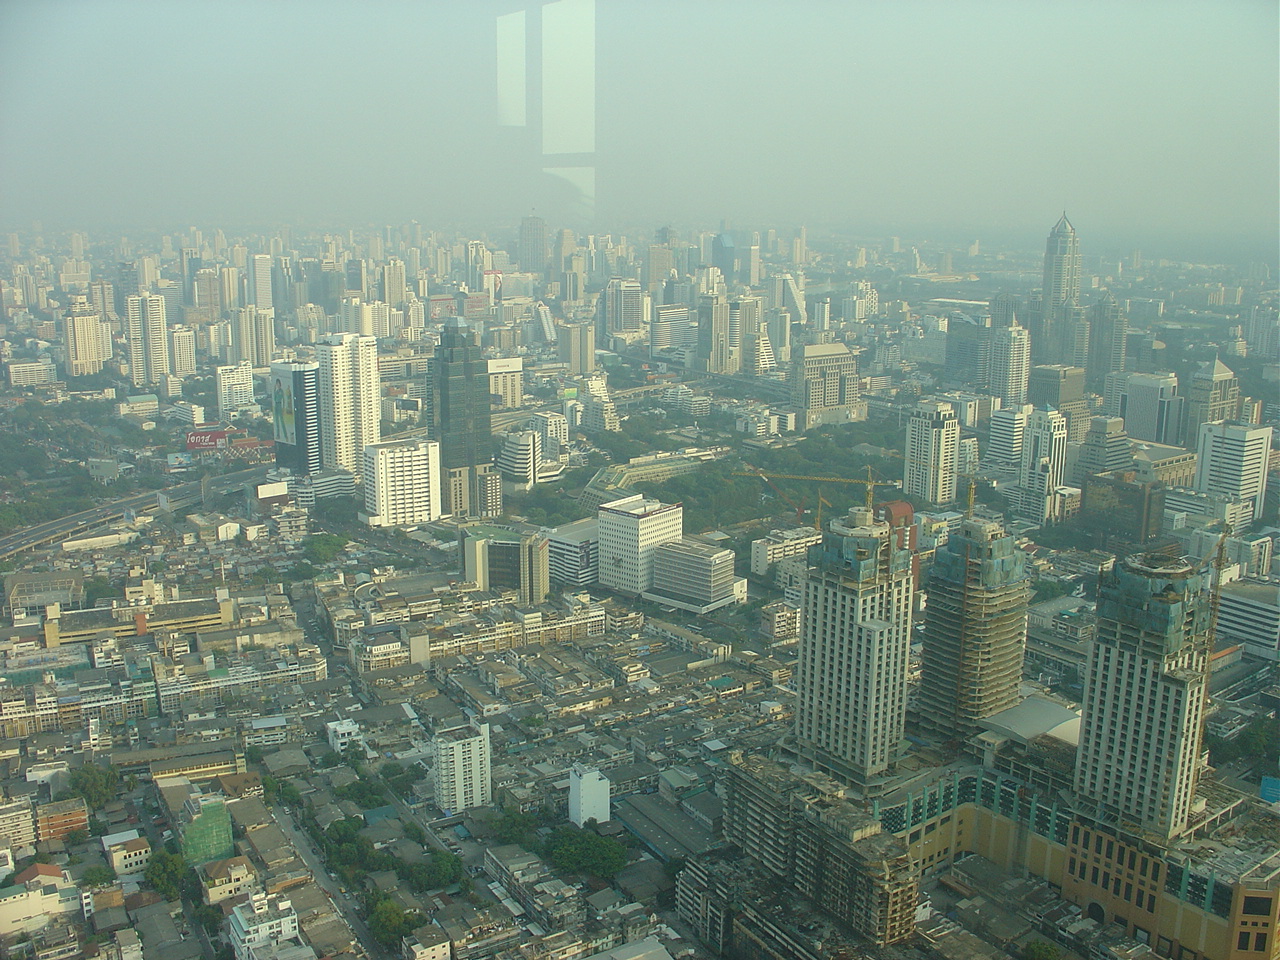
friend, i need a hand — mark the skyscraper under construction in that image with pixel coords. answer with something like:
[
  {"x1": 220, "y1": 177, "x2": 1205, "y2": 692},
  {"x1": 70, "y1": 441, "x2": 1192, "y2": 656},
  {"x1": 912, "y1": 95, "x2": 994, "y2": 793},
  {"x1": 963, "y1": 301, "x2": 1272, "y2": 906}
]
[{"x1": 917, "y1": 517, "x2": 1029, "y2": 740}]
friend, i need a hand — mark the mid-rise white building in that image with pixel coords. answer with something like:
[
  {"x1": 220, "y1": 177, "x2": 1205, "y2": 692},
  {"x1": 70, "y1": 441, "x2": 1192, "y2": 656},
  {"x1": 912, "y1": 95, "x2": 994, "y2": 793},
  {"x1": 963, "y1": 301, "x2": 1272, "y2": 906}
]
[
  {"x1": 216, "y1": 361, "x2": 256, "y2": 415},
  {"x1": 229, "y1": 893, "x2": 299, "y2": 960},
  {"x1": 904, "y1": 399, "x2": 959, "y2": 505},
  {"x1": 1016, "y1": 407, "x2": 1068, "y2": 525},
  {"x1": 168, "y1": 325, "x2": 197, "y2": 377},
  {"x1": 362, "y1": 439, "x2": 442, "y2": 527},
  {"x1": 1194, "y1": 421, "x2": 1272, "y2": 527},
  {"x1": 749, "y1": 528, "x2": 824, "y2": 577},
  {"x1": 597, "y1": 495, "x2": 684, "y2": 595},
  {"x1": 546, "y1": 517, "x2": 599, "y2": 586},
  {"x1": 488, "y1": 357, "x2": 524, "y2": 408},
  {"x1": 990, "y1": 323, "x2": 1031, "y2": 406},
  {"x1": 317, "y1": 333, "x2": 380, "y2": 474},
  {"x1": 432, "y1": 721, "x2": 491, "y2": 814},
  {"x1": 568, "y1": 766, "x2": 610, "y2": 827},
  {"x1": 1216, "y1": 578, "x2": 1280, "y2": 661},
  {"x1": 986, "y1": 403, "x2": 1031, "y2": 469}
]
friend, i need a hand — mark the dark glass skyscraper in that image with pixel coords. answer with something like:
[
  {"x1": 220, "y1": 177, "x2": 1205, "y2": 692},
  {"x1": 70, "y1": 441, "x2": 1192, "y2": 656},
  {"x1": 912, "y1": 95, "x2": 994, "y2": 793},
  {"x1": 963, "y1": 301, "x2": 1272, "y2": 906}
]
[
  {"x1": 269, "y1": 360, "x2": 321, "y2": 477},
  {"x1": 433, "y1": 318, "x2": 492, "y2": 470}
]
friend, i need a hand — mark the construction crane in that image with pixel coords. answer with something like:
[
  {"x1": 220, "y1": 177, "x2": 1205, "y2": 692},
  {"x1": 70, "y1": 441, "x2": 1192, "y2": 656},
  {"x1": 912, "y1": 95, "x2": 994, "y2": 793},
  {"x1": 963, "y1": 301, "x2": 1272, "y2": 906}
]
[
  {"x1": 814, "y1": 494, "x2": 834, "y2": 532},
  {"x1": 737, "y1": 466, "x2": 807, "y2": 524},
  {"x1": 840, "y1": 446, "x2": 987, "y2": 517},
  {"x1": 732, "y1": 466, "x2": 899, "y2": 512}
]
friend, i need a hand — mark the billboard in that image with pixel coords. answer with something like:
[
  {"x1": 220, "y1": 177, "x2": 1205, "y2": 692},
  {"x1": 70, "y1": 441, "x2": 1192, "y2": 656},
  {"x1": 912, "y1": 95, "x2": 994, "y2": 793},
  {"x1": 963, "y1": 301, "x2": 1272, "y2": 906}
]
[
  {"x1": 270, "y1": 372, "x2": 296, "y2": 445},
  {"x1": 186, "y1": 430, "x2": 228, "y2": 451}
]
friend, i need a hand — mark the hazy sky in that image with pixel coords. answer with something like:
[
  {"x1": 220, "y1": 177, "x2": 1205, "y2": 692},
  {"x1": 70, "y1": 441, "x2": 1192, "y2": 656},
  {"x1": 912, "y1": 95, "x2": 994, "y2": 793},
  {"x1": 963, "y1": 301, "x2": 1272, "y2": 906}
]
[{"x1": 1, "y1": 0, "x2": 1276, "y2": 260}]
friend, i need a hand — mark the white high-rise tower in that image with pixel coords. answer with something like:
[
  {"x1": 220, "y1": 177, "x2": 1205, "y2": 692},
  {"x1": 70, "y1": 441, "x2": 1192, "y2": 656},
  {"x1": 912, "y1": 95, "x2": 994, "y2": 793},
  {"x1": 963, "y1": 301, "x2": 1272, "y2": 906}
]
[
  {"x1": 990, "y1": 323, "x2": 1031, "y2": 406},
  {"x1": 1194, "y1": 422, "x2": 1272, "y2": 526},
  {"x1": 904, "y1": 400, "x2": 959, "y2": 505},
  {"x1": 317, "y1": 333, "x2": 380, "y2": 474},
  {"x1": 1016, "y1": 407, "x2": 1068, "y2": 525}
]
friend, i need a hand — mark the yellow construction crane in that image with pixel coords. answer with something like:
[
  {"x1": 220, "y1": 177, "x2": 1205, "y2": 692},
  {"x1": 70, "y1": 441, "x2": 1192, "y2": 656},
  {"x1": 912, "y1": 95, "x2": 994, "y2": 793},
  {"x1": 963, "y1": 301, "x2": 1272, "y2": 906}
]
[{"x1": 732, "y1": 465, "x2": 900, "y2": 513}]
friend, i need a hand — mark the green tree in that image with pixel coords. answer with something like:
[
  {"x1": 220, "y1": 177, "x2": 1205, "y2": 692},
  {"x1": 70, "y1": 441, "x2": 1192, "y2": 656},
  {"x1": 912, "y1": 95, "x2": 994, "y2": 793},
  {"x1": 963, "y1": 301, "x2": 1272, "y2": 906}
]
[
  {"x1": 144, "y1": 850, "x2": 186, "y2": 901},
  {"x1": 303, "y1": 533, "x2": 349, "y2": 564},
  {"x1": 64, "y1": 829, "x2": 89, "y2": 846},
  {"x1": 68, "y1": 763, "x2": 120, "y2": 811},
  {"x1": 367, "y1": 898, "x2": 420, "y2": 948},
  {"x1": 1023, "y1": 941, "x2": 1060, "y2": 960},
  {"x1": 544, "y1": 825, "x2": 627, "y2": 878},
  {"x1": 79, "y1": 865, "x2": 116, "y2": 888}
]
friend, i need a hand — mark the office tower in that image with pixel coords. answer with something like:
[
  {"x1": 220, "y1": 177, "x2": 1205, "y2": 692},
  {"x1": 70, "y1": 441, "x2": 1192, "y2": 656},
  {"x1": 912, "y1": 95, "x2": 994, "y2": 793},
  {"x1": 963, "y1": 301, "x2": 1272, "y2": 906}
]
[
  {"x1": 772, "y1": 273, "x2": 807, "y2": 325},
  {"x1": 1184, "y1": 358, "x2": 1241, "y2": 450},
  {"x1": 990, "y1": 323, "x2": 1031, "y2": 405},
  {"x1": 530, "y1": 410, "x2": 569, "y2": 457},
  {"x1": 269, "y1": 361, "x2": 321, "y2": 477},
  {"x1": 917, "y1": 518, "x2": 1029, "y2": 739},
  {"x1": 1074, "y1": 554, "x2": 1210, "y2": 839},
  {"x1": 557, "y1": 323, "x2": 595, "y2": 375},
  {"x1": 649, "y1": 303, "x2": 691, "y2": 354},
  {"x1": 988, "y1": 293, "x2": 1018, "y2": 329},
  {"x1": 568, "y1": 766, "x2": 610, "y2": 828},
  {"x1": 1028, "y1": 364, "x2": 1089, "y2": 441},
  {"x1": 793, "y1": 507, "x2": 914, "y2": 788},
  {"x1": 645, "y1": 244, "x2": 676, "y2": 295},
  {"x1": 904, "y1": 400, "x2": 959, "y2": 505},
  {"x1": 432, "y1": 721, "x2": 492, "y2": 814},
  {"x1": 732, "y1": 295, "x2": 771, "y2": 374},
  {"x1": 63, "y1": 296, "x2": 106, "y2": 376},
  {"x1": 219, "y1": 266, "x2": 241, "y2": 311},
  {"x1": 433, "y1": 318, "x2": 499, "y2": 518},
  {"x1": 88, "y1": 279, "x2": 116, "y2": 319},
  {"x1": 230, "y1": 305, "x2": 275, "y2": 368},
  {"x1": 461, "y1": 527, "x2": 550, "y2": 606},
  {"x1": 957, "y1": 436, "x2": 980, "y2": 476},
  {"x1": 944, "y1": 317, "x2": 992, "y2": 392},
  {"x1": 465, "y1": 241, "x2": 491, "y2": 292},
  {"x1": 487, "y1": 357, "x2": 523, "y2": 408},
  {"x1": 790, "y1": 343, "x2": 861, "y2": 429},
  {"x1": 1072, "y1": 416, "x2": 1132, "y2": 485},
  {"x1": 1017, "y1": 407, "x2": 1068, "y2": 525},
  {"x1": 697, "y1": 293, "x2": 736, "y2": 374},
  {"x1": 518, "y1": 215, "x2": 547, "y2": 276},
  {"x1": 711, "y1": 232, "x2": 737, "y2": 282},
  {"x1": 792, "y1": 226, "x2": 807, "y2": 265},
  {"x1": 317, "y1": 333, "x2": 380, "y2": 474},
  {"x1": 216, "y1": 361, "x2": 255, "y2": 415},
  {"x1": 362, "y1": 439, "x2": 442, "y2": 527},
  {"x1": 597, "y1": 494, "x2": 683, "y2": 595},
  {"x1": 125, "y1": 293, "x2": 169, "y2": 386},
  {"x1": 249, "y1": 254, "x2": 273, "y2": 310},
  {"x1": 766, "y1": 307, "x2": 792, "y2": 363},
  {"x1": 1194, "y1": 421, "x2": 1272, "y2": 525},
  {"x1": 382, "y1": 257, "x2": 407, "y2": 309},
  {"x1": 1120, "y1": 372, "x2": 1184, "y2": 445},
  {"x1": 496, "y1": 430, "x2": 543, "y2": 490},
  {"x1": 986, "y1": 404, "x2": 1031, "y2": 470},
  {"x1": 599, "y1": 277, "x2": 643, "y2": 335},
  {"x1": 1085, "y1": 292, "x2": 1127, "y2": 390},
  {"x1": 579, "y1": 374, "x2": 621, "y2": 433},
  {"x1": 1035, "y1": 214, "x2": 1081, "y2": 360},
  {"x1": 646, "y1": 538, "x2": 743, "y2": 614},
  {"x1": 168, "y1": 326, "x2": 196, "y2": 377}
]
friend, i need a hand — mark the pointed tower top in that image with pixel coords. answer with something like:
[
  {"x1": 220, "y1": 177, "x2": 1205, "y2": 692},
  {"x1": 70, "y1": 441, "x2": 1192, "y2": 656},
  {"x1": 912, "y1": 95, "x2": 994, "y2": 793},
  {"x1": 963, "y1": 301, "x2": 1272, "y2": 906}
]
[{"x1": 1050, "y1": 212, "x2": 1075, "y2": 235}]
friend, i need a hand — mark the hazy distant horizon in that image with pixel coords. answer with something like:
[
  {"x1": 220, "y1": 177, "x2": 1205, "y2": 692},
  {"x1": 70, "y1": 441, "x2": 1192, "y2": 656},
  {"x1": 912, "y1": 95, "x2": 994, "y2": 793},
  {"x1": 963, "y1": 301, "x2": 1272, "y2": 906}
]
[{"x1": 2, "y1": 1, "x2": 1276, "y2": 265}]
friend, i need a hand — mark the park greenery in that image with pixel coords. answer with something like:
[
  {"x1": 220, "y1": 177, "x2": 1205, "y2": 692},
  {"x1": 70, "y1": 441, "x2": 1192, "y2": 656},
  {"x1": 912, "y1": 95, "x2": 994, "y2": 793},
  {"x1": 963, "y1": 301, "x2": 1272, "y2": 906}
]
[
  {"x1": 145, "y1": 849, "x2": 187, "y2": 901},
  {"x1": 303, "y1": 533, "x2": 350, "y2": 564},
  {"x1": 58, "y1": 763, "x2": 120, "y2": 811}
]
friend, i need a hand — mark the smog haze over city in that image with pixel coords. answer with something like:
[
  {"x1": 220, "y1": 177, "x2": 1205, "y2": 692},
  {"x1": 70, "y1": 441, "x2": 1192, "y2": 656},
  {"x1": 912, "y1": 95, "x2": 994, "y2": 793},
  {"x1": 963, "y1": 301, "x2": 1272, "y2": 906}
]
[
  {"x1": 2, "y1": 0, "x2": 1277, "y2": 261},
  {"x1": 0, "y1": 4, "x2": 1279, "y2": 960}
]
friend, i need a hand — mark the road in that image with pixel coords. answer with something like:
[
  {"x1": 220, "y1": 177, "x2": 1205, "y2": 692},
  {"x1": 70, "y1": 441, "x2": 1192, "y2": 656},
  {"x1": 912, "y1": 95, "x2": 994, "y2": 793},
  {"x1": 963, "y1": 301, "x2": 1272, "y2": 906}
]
[
  {"x1": 271, "y1": 805, "x2": 379, "y2": 960},
  {"x1": 0, "y1": 465, "x2": 269, "y2": 558}
]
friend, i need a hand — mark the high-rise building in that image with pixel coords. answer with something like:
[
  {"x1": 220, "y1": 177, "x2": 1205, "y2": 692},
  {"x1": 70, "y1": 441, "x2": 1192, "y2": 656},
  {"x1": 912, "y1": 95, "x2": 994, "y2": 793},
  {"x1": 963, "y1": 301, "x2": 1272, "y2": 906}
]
[
  {"x1": 432, "y1": 721, "x2": 491, "y2": 814},
  {"x1": 382, "y1": 257, "x2": 407, "y2": 309},
  {"x1": 597, "y1": 494, "x2": 683, "y2": 596},
  {"x1": 790, "y1": 343, "x2": 862, "y2": 429},
  {"x1": 461, "y1": 527, "x2": 550, "y2": 606},
  {"x1": 1194, "y1": 421, "x2": 1272, "y2": 525},
  {"x1": 518, "y1": 215, "x2": 547, "y2": 276},
  {"x1": 495, "y1": 430, "x2": 543, "y2": 491},
  {"x1": 1028, "y1": 364, "x2": 1089, "y2": 442},
  {"x1": 249, "y1": 254, "x2": 273, "y2": 310},
  {"x1": 1085, "y1": 293, "x2": 1127, "y2": 391},
  {"x1": 168, "y1": 325, "x2": 196, "y2": 377},
  {"x1": 1074, "y1": 554, "x2": 1210, "y2": 839},
  {"x1": 772, "y1": 273, "x2": 807, "y2": 325},
  {"x1": 230, "y1": 306, "x2": 275, "y2": 368},
  {"x1": 1071, "y1": 416, "x2": 1132, "y2": 485},
  {"x1": 317, "y1": 333, "x2": 380, "y2": 474},
  {"x1": 599, "y1": 277, "x2": 643, "y2": 335},
  {"x1": 530, "y1": 410, "x2": 569, "y2": 457},
  {"x1": 1036, "y1": 214, "x2": 1081, "y2": 360},
  {"x1": 1120, "y1": 372, "x2": 1184, "y2": 445},
  {"x1": 649, "y1": 303, "x2": 692, "y2": 355},
  {"x1": 987, "y1": 404, "x2": 1032, "y2": 469},
  {"x1": 269, "y1": 361, "x2": 321, "y2": 477},
  {"x1": 990, "y1": 323, "x2": 1031, "y2": 406},
  {"x1": 1016, "y1": 407, "x2": 1068, "y2": 525},
  {"x1": 63, "y1": 296, "x2": 107, "y2": 377},
  {"x1": 125, "y1": 293, "x2": 169, "y2": 386},
  {"x1": 1183, "y1": 358, "x2": 1241, "y2": 450},
  {"x1": 793, "y1": 507, "x2": 914, "y2": 789},
  {"x1": 946, "y1": 316, "x2": 992, "y2": 393},
  {"x1": 216, "y1": 361, "x2": 255, "y2": 415},
  {"x1": 433, "y1": 318, "x2": 500, "y2": 518},
  {"x1": 557, "y1": 323, "x2": 595, "y2": 375},
  {"x1": 362, "y1": 439, "x2": 442, "y2": 528},
  {"x1": 697, "y1": 293, "x2": 735, "y2": 374},
  {"x1": 917, "y1": 517, "x2": 1029, "y2": 739},
  {"x1": 903, "y1": 400, "x2": 959, "y2": 505},
  {"x1": 487, "y1": 357, "x2": 523, "y2": 409}
]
